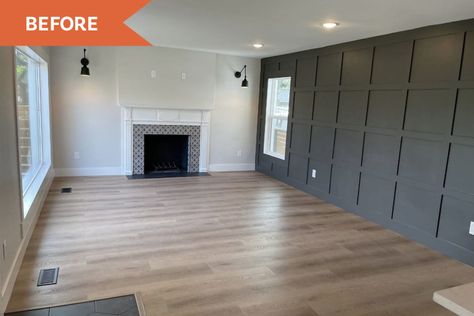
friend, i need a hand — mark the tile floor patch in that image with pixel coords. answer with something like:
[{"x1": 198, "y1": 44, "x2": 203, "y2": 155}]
[
  {"x1": 6, "y1": 295, "x2": 139, "y2": 316},
  {"x1": 50, "y1": 302, "x2": 94, "y2": 316},
  {"x1": 95, "y1": 295, "x2": 137, "y2": 314}
]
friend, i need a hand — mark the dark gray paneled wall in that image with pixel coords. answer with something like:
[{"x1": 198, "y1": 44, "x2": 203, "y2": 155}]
[{"x1": 256, "y1": 19, "x2": 474, "y2": 265}]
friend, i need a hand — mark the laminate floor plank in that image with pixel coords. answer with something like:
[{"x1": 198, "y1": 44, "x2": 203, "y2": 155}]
[{"x1": 6, "y1": 172, "x2": 474, "y2": 315}]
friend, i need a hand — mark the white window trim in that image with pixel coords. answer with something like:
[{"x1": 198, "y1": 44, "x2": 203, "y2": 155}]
[
  {"x1": 263, "y1": 77, "x2": 291, "y2": 160},
  {"x1": 15, "y1": 46, "x2": 51, "y2": 217}
]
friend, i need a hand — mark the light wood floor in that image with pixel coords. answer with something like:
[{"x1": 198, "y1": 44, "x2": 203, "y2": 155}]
[{"x1": 7, "y1": 172, "x2": 474, "y2": 315}]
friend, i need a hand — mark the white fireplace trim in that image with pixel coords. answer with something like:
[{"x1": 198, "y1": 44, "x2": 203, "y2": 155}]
[{"x1": 121, "y1": 107, "x2": 211, "y2": 175}]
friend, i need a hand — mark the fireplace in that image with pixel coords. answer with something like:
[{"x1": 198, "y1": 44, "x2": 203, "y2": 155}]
[
  {"x1": 144, "y1": 135, "x2": 189, "y2": 174},
  {"x1": 122, "y1": 108, "x2": 211, "y2": 176},
  {"x1": 132, "y1": 124, "x2": 201, "y2": 175}
]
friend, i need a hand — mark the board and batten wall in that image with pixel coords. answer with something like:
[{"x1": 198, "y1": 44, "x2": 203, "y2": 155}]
[{"x1": 256, "y1": 19, "x2": 474, "y2": 265}]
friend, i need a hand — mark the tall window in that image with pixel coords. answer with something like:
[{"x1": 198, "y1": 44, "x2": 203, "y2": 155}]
[
  {"x1": 263, "y1": 77, "x2": 291, "y2": 160},
  {"x1": 15, "y1": 47, "x2": 51, "y2": 217}
]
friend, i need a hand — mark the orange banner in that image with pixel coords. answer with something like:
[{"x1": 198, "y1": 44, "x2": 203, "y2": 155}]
[{"x1": 0, "y1": 0, "x2": 151, "y2": 45}]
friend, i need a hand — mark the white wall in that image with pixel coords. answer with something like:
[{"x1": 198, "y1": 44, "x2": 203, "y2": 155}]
[
  {"x1": 0, "y1": 46, "x2": 22, "y2": 316},
  {"x1": 50, "y1": 47, "x2": 260, "y2": 175},
  {"x1": 51, "y1": 47, "x2": 122, "y2": 175},
  {"x1": 209, "y1": 55, "x2": 259, "y2": 171},
  {"x1": 0, "y1": 46, "x2": 53, "y2": 315},
  {"x1": 117, "y1": 47, "x2": 216, "y2": 109}
]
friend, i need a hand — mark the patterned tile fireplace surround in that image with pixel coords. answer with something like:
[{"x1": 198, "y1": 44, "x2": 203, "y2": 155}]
[
  {"x1": 122, "y1": 107, "x2": 211, "y2": 175},
  {"x1": 132, "y1": 124, "x2": 200, "y2": 174}
]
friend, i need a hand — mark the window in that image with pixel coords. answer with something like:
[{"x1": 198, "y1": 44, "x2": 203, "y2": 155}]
[
  {"x1": 263, "y1": 77, "x2": 291, "y2": 160},
  {"x1": 15, "y1": 47, "x2": 51, "y2": 217}
]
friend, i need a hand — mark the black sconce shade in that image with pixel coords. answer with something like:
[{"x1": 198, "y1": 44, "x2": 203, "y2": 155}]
[
  {"x1": 81, "y1": 49, "x2": 90, "y2": 77},
  {"x1": 235, "y1": 65, "x2": 248, "y2": 88}
]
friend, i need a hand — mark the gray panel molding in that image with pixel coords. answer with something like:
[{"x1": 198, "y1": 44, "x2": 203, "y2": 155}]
[
  {"x1": 367, "y1": 90, "x2": 406, "y2": 130},
  {"x1": 256, "y1": 19, "x2": 474, "y2": 265},
  {"x1": 410, "y1": 33, "x2": 464, "y2": 83}
]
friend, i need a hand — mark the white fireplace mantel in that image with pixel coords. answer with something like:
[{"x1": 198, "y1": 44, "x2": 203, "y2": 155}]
[{"x1": 121, "y1": 107, "x2": 211, "y2": 175}]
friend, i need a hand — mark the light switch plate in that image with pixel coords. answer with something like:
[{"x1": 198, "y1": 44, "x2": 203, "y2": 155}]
[
  {"x1": 469, "y1": 222, "x2": 474, "y2": 236},
  {"x1": 311, "y1": 169, "x2": 317, "y2": 178}
]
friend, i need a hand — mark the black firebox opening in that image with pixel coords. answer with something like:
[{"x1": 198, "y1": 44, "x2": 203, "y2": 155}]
[{"x1": 144, "y1": 135, "x2": 189, "y2": 174}]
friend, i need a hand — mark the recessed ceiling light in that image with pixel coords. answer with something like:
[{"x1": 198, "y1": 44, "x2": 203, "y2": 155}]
[
  {"x1": 323, "y1": 22, "x2": 339, "y2": 29},
  {"x1": 253, "y1": 43, "x2": 264, "y2": 48}
]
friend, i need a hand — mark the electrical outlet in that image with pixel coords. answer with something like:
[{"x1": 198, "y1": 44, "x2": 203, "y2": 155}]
[
  {"x1": 469, "y1": 222, "x2": 474, "y2": 236},
  {"x1": 151, "y1": 70, "x2": 157, "y2": 79},
  {"x1": 237, "y1": 149, "x2": 242, "y2": 157},
  {"x1": 74, "y1": 152, "x2": 80, "y2": 160},
  {"x1": 181, "y1": 72, "x2": 187, "y2": 80},
  {"x1": 2, "y1": 240, "x2": 6, "y2": 261},
  {"x1": 311, "y1": 169, "x2": 317, "y2": 178}
]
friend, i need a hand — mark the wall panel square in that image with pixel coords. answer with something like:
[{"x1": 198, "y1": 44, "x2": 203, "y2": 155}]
[
  {"x1": 272, "y1": 162, "x2": 288, "y2": 179},
  {"x1": 288, "y1": 153, "x2": 308, "y2": 183},
  {"x1": 308, "y1": 159, "x2": 331, "y2": 193},
  {"x1": 258, "y1": 157, "x2": 272, "y2": 173},
  {"x1": 310, "y1": 126, "x2": 334, "y2": 161},
  {"x1": 438, "y1": 196, "x2": 474, "y2": 251},
  {"x1": 314, "y1": 91, "x2": 338, "y2": 123},
  {"x1": 279, "y1": 60, "x2": 296, "y2": 74},
  {"x1": 296, "y1": 57, "x2": 317, "y2": 87},
  {"x1": 393, "y1": 183, "x2": 441, "y2": 235},
  {"x1": 453, "y1": 89, "x2": 474, "y2": 138},
  {"x1": 293, "y1": 91, "x2": 314, "y2": 120},
  {"x1": 341, "y1": 47, "x2": 373, "y2": 85},
  {"x1": 445, "y1": 143, "x2": 474, "y2": 195},
  {"x1": 264, "y1": 62, "x2": 279, "y2": 74},
  {"x1": 358, "y1": 173, "x2": 395, "y2": 218},
  {"x1": 290, "y1": 123, "x2": 311, "y2": 154},
  {"x1": 363, "y1": 132, "x2": 399, "y2": 176},
  {"x1": 372, "y1": 41, "x2": 412, "y2": 84},
  {"x1": 367, "y1": 90, "x2": 405, "y2": 130},
  {"x1": 338, "y1": 90, "x2": 368, "y2": 126},
  {"x1": 316, "y1": 53, "x2": 341, "y2": 86},
  {"x1": 410, "y1": 33, "x2": 464, "y2": 83},
  {"x1": 461, "y1": 32, "x2": 474, "y2": 81},
  {"x1": 405, "y1": 89, "x2": 454, "y2": 135},
  {"x1": 399, "y1": 137, "x2": 447, "y2": 186},
  {"x1": 334, "y1": 129, "x2": 363, "y2": 166},
  {"x1": 331, "y1": 164, "x2": 360, "y2": 204}
]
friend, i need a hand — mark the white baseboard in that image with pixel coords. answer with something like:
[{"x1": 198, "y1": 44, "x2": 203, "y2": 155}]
[
  {"x1": 54, "y1": 167, "x2": 122, "y2": 177},
  {"x1": 56, "y1": 164, "x2": 254, "y2": 176},
  {"x1": 208, "y1": 163, "x2": 255, "y2": 172}
]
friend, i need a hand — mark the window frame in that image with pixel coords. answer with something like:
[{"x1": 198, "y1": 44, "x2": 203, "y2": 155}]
[
  {"x1": 14, "y1": 46, "x2": 51, "y2": 217},
  {"x1": 263, "y1": 76, "x2": 292, "y2": 161}
]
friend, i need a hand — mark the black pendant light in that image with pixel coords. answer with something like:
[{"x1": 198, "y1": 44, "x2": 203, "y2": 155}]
[
  {"x1": 234, "y1": 65, "x2": 248, "y2": 88},
  {"x1": 80, "y1": 49, "x2": 90, "y2": 77}
]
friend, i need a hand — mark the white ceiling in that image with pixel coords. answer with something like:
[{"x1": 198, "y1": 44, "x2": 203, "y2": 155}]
[{"x1": 127, "y1": 0, "x2": 474, "y2": 58}]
